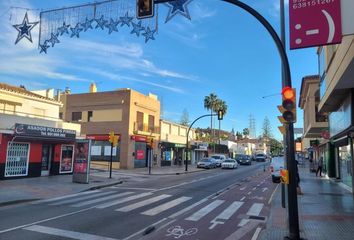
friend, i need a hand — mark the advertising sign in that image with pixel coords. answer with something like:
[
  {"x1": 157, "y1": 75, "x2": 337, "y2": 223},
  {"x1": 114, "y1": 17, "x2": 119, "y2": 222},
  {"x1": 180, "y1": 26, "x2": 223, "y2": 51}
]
[
  {"x1": 136, "y1": 150, "x2": 145, "y2": 160},
  {"x1": 60, "y1": 145, "x2": 74, "y2": 173},
  {"x1": 14, "y1": 123, "x2": 76, "y2": 140},
  {"x1": 289, "y1": 0, "x2": 342, "y2": 49},
  {"x1": 73, "y1": 139, "x2": 91, "y2": 183}
]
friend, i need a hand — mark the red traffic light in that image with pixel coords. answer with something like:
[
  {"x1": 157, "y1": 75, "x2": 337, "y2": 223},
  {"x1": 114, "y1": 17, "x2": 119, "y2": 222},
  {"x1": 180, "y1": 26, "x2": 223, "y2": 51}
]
[{"x1": 282, "y1": 87, "x2": 295, "y2": 100}]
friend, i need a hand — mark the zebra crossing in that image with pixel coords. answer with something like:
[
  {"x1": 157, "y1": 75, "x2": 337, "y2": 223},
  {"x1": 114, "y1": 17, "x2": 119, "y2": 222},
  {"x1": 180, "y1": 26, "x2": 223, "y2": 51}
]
[{"x1": 32, "y1": 190, "x2": 265, "y2": 227}]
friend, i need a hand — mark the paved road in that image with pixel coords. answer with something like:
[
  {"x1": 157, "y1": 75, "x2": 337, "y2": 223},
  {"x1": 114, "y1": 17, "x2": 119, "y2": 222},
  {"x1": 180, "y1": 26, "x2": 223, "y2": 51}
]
[{"x1": 0, "y1": 162, "x2": 276, "y2": 240}]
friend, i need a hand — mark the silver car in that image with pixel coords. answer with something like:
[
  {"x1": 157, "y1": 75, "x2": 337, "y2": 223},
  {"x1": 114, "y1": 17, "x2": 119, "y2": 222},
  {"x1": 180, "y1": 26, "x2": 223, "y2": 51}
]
[{"x1": 197, "y1": 158, "x2": 217, "y2": 169}]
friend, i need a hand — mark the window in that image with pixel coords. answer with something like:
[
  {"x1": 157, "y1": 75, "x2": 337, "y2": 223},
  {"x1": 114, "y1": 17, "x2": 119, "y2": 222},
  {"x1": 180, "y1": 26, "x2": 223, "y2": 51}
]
[
  {"x1": 5, "y1": 143, "x2": 30, "y2": 177},
  {"x1": 88, "y1": 111, "x2": 93, "y2": 122},
  {"x1": 59, "y1": 112, "x2": 63, "y2": 119},
  {"x1": 148, "y1": 115, "x2": 154, "y2": 132},
  {"x1": 136, "y1": 111, "x2": 144, "y2": 131},
  {"x1": 72, "y1": 112, "x2": 82, "y2": 122}
]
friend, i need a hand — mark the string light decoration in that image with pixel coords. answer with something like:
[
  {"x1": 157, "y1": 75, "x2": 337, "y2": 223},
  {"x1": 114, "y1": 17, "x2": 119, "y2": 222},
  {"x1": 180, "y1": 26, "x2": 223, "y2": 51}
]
[{"x1": 38, "y1": 0, "x2": 157, "y2": 53}]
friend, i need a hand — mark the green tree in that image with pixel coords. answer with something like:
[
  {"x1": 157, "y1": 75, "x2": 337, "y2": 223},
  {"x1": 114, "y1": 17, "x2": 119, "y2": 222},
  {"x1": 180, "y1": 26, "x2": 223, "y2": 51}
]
[
  {"x1": 215, "y1": 99, "x2": 228, "y2": 144},
  {"x1": 236, "y1": 131, "x2": 243, "y2": 139},
  {"x1": 262, "y1": 117, "x2": 273, "y2": 139},
  {"x1": 243, "y1": 128, "x2": 249, "y2": 137},
  {"x1": 180, "y1": 108, "x2": 189, "y2": 126},
  {"x1": 269, "y1": 138, "x2": 283, "y2": 155}
]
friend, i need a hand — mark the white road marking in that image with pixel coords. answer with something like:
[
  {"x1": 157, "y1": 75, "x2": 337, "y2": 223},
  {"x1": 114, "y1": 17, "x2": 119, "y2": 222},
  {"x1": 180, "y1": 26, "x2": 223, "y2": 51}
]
[
  {"x1": 110, "y1": 187, "x2": 157, "y2": 191},
  {"x1": 247, "y1": 191, "x2": 252, "y2": 195},
  {"x1": 238, "y1": 219, "x2": 250, "y2": 227},
  {"x1": 185, "y1": 200, "x2": 224, "y2": 221},
  {"x1": 240, "y1": 187, "x2": 246, "y2": 191},
  {"x1": 252, "y1": 187, "x2": 257, "y2": 190},
  {"x1": 168, "y1": 198, "x2": 208, "y2": 219},
  {"x1": 24, "y1": 225, "x2": 117, "y2": 240},
  {"x1": 262, "y1": 187, "x2": 268, "y2": 192},
  {"x1": 141, "y1": 196, "x2": 192, "y2": 216},
  {"x1": 240, "y1": 197, "x2": 246, "y2": 201},
  {"x1": 251, "y1": 227, "x2": 262, "y2": 240},
  {"x1": 209, "y1": 201, "x2": 244, "y2": 229},
  {"x1": 268, "y1": 184, "x2": 279, "y2": 205},
  {"x1": 116, "y1": 194, "x2": 171, "y2": 212},
  {"x1": 32, "y1": 190, "x2": 101, "y2": 204},
  {"x1": 96, "y1": 192, "x2": 153, "y2": 209},
  {"x1": 71, "y1": 192, "x2": 134, "y2": 207},
  {"x1": 50, "y1": 191, "x2": 115, "y2": 206},
  {"x1": 246, "y1": 203, "x2": 264, "y2": 216}
]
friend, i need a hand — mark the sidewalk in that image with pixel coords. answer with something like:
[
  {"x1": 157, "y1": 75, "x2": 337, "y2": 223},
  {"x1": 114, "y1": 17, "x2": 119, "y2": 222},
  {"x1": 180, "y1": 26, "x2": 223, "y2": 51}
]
[
  {"x1": 0, "y1": 164, "x2": 205, "y2": 207},
  {"x1": 259, "y1": 165, "x2": 354, "y2": 240}
]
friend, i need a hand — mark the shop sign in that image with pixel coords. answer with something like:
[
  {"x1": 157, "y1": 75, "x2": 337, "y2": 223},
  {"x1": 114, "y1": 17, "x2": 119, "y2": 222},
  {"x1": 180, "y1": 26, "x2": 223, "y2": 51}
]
[
  {"x1": 131, "y1": 135, "x2": 147, "y2": 142},
  {"x1": 175, "y1": 143, "x2": 186, "y2": 148},
  {"x1": 310, "y1": 140, "x2": 320, "y2": 146},
  {"x1": 73, "y1": 139, "x2": 91, "y2": 183},
  {"x1": 14, "y1": 123, "x2": 76, "y2": 139},
  {"x1": 289, "y1": 0, "x2": 342, "y2": 49},
  {"x1": 86, "y1": 135, "x2": 109, "y2": 141},
  {"x1": 136, "y1": 150, "x2": 145, "y2": 160}
]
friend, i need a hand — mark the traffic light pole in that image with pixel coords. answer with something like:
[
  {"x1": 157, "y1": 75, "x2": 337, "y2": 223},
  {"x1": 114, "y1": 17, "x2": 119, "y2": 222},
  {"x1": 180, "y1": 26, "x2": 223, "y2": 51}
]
[
  {"x1": 154, "y1": 0, "x2": 300, "y2": 238},
  {"x1": 186, "y1": 114, "x2": 217, "y2": 172},
  {"x1": 109, "y1": 142, "x2": 113, "y2": 179}
]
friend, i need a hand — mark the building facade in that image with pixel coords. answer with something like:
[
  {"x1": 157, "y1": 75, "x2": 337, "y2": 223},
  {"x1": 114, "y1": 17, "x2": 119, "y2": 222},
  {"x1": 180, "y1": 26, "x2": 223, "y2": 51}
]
[
  {"x1": 159, "y1": 120, "x2": 196, "y2": 166},
  {"x1": 317, "y1": 35, "x2": 354, "y2": 192},
  {"x1": 62, "y1": 87, "x2": 160, "y2": 169},
  {"x1": 0, "y1": 83, "x2": 81, "y2": 179}
]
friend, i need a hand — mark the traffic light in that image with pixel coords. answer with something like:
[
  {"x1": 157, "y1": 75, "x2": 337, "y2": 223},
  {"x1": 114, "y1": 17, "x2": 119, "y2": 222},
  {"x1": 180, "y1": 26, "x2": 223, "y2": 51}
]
[
  {"x1": 108, "y1": 131, "x2": 115, "y2": 143},
  {"x1": 147, "y1": 138, "x2": 154, "y2": 148},
  {"x1": 280, "y1": 169, "x2": 289, "y2": 184},
  {"x1": 281, "y1": 87, "x2": 296, "y2": 123},
  {"x1": 217, "y1": 110, "x2": 223, "y2": 120},
  {"x1": 136, "y1": 0, "x2": 154, "y2": 19},
  {"x1": 112, "y1": 135, "x2": 119, "y2": 147}
]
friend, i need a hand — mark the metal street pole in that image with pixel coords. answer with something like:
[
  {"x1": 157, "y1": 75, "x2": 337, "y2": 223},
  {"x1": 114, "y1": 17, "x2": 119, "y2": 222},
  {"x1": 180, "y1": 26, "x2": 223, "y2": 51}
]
[
  {"x1": 186, "y1": 114, "x2": 217, "y2": 172},
  {"x1": 109, "y1": 142, "x2": 113, "y2": 179}
]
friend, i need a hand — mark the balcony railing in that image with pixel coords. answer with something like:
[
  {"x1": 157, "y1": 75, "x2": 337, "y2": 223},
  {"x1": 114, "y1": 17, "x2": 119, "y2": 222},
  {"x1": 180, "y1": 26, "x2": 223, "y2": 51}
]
[{"x1": 134, "y1": 122, "x2": 159, "y2": 134}]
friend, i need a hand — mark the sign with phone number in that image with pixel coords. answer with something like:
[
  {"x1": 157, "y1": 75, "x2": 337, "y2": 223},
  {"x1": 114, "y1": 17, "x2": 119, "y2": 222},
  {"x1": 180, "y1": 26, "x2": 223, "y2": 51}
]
[{"x1": 292, "y1": 0, "x2": 335, "y2": 9}]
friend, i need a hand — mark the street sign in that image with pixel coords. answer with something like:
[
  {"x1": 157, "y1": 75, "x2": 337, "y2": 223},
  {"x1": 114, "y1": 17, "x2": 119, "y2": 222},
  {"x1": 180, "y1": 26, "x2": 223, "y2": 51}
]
[{"x1": 289, "y1": 0, "x2": 342, "y2": 49}]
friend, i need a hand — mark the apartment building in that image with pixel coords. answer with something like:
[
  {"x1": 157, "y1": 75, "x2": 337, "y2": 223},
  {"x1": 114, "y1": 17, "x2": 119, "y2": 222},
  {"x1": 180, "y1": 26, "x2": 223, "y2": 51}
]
[
  {"x1": 317, "y1": 35, "x2": 354, "y2": 192},
  {"x1": 0, "y1": 83, "x2": 81, "y2": 179},
  {"x1": 61, "y1": 86, "x2": 160, "y2": 169}
]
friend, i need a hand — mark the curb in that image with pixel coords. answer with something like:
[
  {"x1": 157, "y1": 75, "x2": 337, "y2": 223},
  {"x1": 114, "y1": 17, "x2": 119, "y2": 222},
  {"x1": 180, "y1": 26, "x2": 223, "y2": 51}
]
[
  {"x1": 85, "y1": 180, "x2": 123, "y2": 191},
  {"x1": 0, "y1": 198, "x2": 40, "y2": 208}
]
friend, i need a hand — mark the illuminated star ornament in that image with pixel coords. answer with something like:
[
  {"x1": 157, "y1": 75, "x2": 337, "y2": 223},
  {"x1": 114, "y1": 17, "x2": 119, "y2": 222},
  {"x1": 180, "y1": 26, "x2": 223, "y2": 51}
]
[
  {"x1": 12, "y1": 12, "x2": 39, "y2": 44},
  {"x1": 165, "y1": 0, "x2": 193, "y2": 23}
]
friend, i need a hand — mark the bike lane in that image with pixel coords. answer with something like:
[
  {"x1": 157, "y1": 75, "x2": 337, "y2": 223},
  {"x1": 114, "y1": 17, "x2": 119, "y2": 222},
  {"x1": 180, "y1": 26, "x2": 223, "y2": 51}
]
[{"x1": 142, "y1": 170, "x2": 278, "y2": 240}]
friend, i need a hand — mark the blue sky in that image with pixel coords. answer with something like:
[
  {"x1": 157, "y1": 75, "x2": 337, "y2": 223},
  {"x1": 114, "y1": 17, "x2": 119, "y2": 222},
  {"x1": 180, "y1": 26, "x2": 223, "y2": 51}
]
[{"x1": 0, "y1": 0, "x2": 318, "y2": 140}]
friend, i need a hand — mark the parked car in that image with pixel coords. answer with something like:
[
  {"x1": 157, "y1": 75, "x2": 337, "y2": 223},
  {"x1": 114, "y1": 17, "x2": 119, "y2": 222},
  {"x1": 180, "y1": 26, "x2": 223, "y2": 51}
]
[
  {"x1": 239, "y1": 155, "x2": 252, "y2": 165},
  {"x1": 235, "y1": 154, "x2": 245, "y2": 164},
  {"x1": 270, "y1": 156, "x2": 285, "y2": 183},
  {"x1": 197, "y1": 158, "x2": 217, "y2": 169},
  {"x1": 221, "y1": 159, "x2": 238, "y2": 169},
  {"x1": 210, "y1": 154, "x2": 226, "y2": 167},
  {"x1": 255, "y1": 153, "x2": 266, "y2": 162}
]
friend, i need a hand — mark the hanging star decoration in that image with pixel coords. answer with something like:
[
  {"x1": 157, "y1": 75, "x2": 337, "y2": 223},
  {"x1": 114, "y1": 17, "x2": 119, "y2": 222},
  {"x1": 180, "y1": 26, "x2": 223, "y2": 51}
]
[
  {"x1": 48, "y1": 33, "x2": 60, "y2": 47},
  {"x1": 130, "y1": 20, "x2": 145, "y2": 37},
  {"x1": 57, "y1": 22, "x2": 70, "y2": 36},
  {"x1": 70, "y1": 23, "x2": 83, "y2": 38},
  {"x1": 12, "y1": 12, "x2": 39, "y2": 44},
  {"x1": 142, "y1": 27, "x2": 156, "y2": 43},
  {"x1": 119, "y1": 12, "x2": 133, "y2": 27},
  {"x1": 81, "y1": 17, "x2": 94, "y2": 32},
  {"x1": 95, "y1": 15, "x2": 107, "y2": 30},
  {"x1": 165, "y1": 0, "x2": 193, "y2": 23},
  {"x1": 39, "y1": 41, "x2": 50, "y2": 54},
  {"x1": 106, "y1": 18, "x2": 119, "y2": 34}
]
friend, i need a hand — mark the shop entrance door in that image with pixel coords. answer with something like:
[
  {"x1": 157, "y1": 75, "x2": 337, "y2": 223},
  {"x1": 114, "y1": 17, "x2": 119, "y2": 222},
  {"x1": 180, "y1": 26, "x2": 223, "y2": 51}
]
[{"x1": 41, "y1": 144, "x2": 53, "y2": 176}]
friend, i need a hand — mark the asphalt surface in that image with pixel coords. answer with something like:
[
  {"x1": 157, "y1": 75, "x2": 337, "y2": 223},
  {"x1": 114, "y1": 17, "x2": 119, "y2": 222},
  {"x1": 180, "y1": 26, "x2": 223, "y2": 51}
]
[{"x1": 0, "y1": 162, "x2": 274, "y2": 240}]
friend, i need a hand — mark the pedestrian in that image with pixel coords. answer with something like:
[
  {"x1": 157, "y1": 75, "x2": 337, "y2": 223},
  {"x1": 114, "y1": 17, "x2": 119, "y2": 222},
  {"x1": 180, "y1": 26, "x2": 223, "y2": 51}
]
[
  {"x1": 316, "y1": 156, "x2": 323, "y2": 177},
  {"x1": 178, "y1": 156, "x2": 182, "y2": 166}
]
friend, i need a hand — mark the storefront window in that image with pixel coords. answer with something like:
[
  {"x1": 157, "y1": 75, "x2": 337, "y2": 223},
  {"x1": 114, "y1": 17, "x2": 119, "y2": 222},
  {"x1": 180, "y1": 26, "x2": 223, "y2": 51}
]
[
  {"x1": 5, "y1": 143, "x2": 29, "y2": 177},
  {"x1": 338, "y1": 144, "x2": 353, "y2": 188}
]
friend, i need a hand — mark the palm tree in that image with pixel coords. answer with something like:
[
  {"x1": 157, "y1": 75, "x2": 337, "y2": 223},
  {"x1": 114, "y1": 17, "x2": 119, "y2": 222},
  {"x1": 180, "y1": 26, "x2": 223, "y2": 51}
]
[
  {"x1": 215, "y1": 99, "x2": 228, "y2": 144},
  {"x1": 204, "y1": 93, "x2": 218, "y2": 141}
]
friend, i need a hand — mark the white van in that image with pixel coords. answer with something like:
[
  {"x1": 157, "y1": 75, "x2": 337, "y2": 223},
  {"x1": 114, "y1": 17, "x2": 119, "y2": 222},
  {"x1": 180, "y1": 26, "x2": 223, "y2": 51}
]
[
  {"x1": 270, "y1": 156, "x2": 285, "y2": 183},
  {"x1": 210, "y1": 154, "x2": 226, "y2": 167}
]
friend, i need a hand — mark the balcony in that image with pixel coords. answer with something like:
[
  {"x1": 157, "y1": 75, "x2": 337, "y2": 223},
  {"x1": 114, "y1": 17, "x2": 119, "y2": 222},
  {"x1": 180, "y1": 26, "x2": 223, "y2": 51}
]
[{"x1": 133, "y1": 122, "x2": 160, "y2": 135}]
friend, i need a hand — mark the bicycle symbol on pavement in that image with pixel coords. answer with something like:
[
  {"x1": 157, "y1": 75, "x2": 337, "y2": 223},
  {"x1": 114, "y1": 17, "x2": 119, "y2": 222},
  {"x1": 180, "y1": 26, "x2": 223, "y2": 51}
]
[{"x1": 166, "y1": 226, "x2": 198, "y2": 239}]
